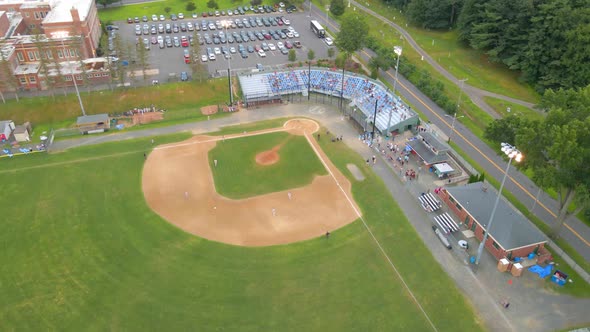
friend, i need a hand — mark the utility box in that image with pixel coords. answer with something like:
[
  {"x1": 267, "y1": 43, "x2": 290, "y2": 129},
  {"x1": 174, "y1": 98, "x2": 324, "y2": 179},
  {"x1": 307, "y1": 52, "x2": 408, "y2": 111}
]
[
  {"x1": 511, "y1": 263, "x2": 523, "y2": 277},
  {"x1": 497, "y1": 258, "x2": 510, "y2": 272}
]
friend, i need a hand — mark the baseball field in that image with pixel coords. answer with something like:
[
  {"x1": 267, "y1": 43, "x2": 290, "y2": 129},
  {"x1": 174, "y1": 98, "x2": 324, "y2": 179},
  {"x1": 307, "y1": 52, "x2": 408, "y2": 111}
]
[{"x1": 0, "y1": 118, "x2": 484, "y2": 331}]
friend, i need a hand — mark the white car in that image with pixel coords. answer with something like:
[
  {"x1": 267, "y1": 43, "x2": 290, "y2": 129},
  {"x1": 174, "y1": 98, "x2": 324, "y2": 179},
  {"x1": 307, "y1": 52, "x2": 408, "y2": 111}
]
[
  {"x1": 325, "y1": 37, "x2": 334, "y2": 46},
  {"x1": 159, "y1": 14, "x2": 165, "y2": 21},
  {"x1": 151, "y1": 14, "x2": 158, "y2": 21},
  {"x1": 229, "y1": 46, "x2": 236, "y2": 53},
  {"x1": 293, "y1": 31, "x2": 300, "y2": 38},
  {"x1": 208, "y1": 53, "x2": 216, "y2": 61},
  {"x1": 277, "y1": 41, "x2": 284, "y2": 49},
  {"x1": 268, "y1": 43, "x2": 276, "y2": 51},
  {"x1": 214, "y1": 47, "x2": 221, "y2": 55},
  {"x1": 258, "y1": 49, "x2": 266, "y2": 57},
  {"x1": 201, "y1": 54, "x2": 208, "y2": 62},
  {"x1": 178, "y1": 13, "x2": 184, "y2": 19}
]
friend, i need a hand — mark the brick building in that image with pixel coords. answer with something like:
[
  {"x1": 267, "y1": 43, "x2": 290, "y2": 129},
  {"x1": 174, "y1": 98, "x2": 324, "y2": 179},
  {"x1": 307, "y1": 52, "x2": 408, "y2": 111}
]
[
  {"x1": 438, "y1": 182, "x2": 551, "y2": 264},
  {"x1": 0, "y1": 0, "x2": 107, "y2": 92}
]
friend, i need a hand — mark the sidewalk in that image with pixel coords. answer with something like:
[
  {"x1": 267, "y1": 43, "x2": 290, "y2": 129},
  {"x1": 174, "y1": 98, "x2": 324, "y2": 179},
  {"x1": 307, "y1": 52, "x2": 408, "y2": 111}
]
[{"x1": 50, "y1": 102, "x2": 590, "y2": 331}]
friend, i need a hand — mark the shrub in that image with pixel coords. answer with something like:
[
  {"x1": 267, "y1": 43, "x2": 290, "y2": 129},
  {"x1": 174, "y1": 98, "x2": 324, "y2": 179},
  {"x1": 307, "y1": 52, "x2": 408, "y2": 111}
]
[{"x1": 186, "y1": 2, "x2": 196, "y2": 11}]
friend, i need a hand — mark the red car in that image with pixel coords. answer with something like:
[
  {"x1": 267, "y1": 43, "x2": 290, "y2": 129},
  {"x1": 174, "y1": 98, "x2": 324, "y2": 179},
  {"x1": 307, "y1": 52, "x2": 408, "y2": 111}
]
[{"x1": 181, "y1": 37, "x2": 189, "y2": 47}]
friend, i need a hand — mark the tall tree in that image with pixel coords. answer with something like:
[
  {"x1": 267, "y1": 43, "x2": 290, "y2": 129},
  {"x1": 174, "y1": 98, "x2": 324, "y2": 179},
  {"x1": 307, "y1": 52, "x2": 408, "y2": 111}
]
[
  {"x1": 0, "y1": 40, "x2": 20, "y2": 102},
  {"x1": 135, "y1": 38, "x2": 150, "y2": 84},
  {"x1": 335, "y1": 12, "x2": 369, "y2": 56},
  {"x1": 515, "y1": 86, "x2": 590, "y2": 236},
  {"x1": 407, "y1": 0, "x2": 463, "y2": 29},
  {"x1": 330, "y1": 0, "x2": 345, "y2": 16}
]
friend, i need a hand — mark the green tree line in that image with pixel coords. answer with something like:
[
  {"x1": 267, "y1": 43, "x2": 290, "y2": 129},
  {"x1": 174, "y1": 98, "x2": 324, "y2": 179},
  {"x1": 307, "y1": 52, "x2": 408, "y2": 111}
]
[{"x1": 382, "y1": 0, "x2": 590, "y2": 92}]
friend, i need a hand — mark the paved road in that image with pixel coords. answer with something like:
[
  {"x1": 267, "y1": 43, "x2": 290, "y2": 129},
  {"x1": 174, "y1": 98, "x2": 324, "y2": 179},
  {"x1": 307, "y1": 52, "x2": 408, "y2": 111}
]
[
  {"x1": 50, "y1": 103, "x2": 590, "y2": 331},
  {"x1": 305, "y1": 2, "x2": 590, "y2": 263}
]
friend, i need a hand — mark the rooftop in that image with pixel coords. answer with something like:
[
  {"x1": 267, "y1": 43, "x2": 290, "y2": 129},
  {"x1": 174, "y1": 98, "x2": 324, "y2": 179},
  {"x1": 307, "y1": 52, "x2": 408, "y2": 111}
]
[
  {"x1": 76, "y1": 114, "x2": 108, "y2": 125},
  {"x1": 43, "y1": 0, "x2": 92, "y2": 24},
  {"x1": 445, "y1": 182, "x2": 547, "y2": 250}
]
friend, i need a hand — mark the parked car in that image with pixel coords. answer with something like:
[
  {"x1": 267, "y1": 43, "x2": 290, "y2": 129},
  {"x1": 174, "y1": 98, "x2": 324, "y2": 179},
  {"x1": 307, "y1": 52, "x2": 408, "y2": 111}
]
[
  {"x1": 180, "y1": 71, "x2": 189, "y2": 81},
  {"x1": 324, "y1": 37, "x2": 334, "y2": 46},
  {"x1": 258, "y1": 49, "x2": 266, "y2": 57},
  {"x1": 201, "y1": 54, "x2": 208, "y2": 62}
]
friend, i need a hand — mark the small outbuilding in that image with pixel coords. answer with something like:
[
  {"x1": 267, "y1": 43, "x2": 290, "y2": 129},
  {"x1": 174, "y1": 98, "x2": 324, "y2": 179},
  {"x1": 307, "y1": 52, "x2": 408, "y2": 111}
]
[
  {"x1": 14, "y1": 122, "x2": 32, "y2": 142},
  {"x1": 76, "y1": 114, "x2": 110, "y2": 134}
]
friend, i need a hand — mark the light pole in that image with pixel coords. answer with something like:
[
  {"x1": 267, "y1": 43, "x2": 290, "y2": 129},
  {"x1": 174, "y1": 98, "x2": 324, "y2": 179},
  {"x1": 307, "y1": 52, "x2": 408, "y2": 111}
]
[
  {"x1": 222, "y1": 21, "x2": 233, "y2": 105},
  {"x1": 475, "y1": 143, "x2": 523, "y2": 265},
  {"x1": 61, "y1": 37, "x2": 86, "y2": 116},
  {"x1": 386, "y1": 45, "x2": 402, "y2": 136},
  {"x1": 444, "y1": 112, "x2": 465, "y2": 143}
]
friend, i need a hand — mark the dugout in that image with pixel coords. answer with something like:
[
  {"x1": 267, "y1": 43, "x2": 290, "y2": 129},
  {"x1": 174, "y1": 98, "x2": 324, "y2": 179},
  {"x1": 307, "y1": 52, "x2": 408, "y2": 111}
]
[{"x1": 76, "y1": 114, "x2": 110, "y2": 134}]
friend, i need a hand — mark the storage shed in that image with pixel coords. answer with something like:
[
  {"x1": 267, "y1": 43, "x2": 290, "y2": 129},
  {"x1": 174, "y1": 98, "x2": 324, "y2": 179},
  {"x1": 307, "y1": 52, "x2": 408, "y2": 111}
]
[{"x1": 14, "y1": 122, "x2": 32, "y2": 142}]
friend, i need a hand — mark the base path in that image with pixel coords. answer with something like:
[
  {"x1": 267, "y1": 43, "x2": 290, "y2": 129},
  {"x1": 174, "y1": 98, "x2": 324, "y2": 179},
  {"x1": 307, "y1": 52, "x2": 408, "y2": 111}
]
[{"x1": 141, "y1": 118, "x2": 360, "y2": 246}]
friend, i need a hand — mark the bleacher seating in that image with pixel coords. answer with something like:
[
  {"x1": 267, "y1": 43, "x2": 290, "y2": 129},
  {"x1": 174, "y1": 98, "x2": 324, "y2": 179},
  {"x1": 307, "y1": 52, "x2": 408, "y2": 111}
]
[
  {"x1": 239, "y1": 69, "x2": 414, "y2": 131},
  {"x1": 418, "y1": 192, "x2": 442, "y2": 212},
  {"x1": 434, "y1": 212, "x2": 460, "y2": 233}
]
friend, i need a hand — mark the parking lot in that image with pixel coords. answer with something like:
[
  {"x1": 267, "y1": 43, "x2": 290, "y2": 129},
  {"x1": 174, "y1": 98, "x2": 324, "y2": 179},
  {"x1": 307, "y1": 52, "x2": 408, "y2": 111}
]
[{"x1": 112, "y1": 11, "x2": 337, "y2": 82}]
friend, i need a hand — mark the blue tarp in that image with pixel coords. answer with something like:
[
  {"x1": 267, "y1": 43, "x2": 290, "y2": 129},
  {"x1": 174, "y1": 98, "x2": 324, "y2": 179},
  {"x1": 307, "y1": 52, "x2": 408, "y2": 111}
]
[{"x1": 528, "y1": 264, "x2": 553, "y2": 278}]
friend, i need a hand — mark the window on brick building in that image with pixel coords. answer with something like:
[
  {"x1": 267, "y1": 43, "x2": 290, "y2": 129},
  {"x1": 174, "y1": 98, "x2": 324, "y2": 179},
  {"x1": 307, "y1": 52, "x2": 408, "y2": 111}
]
[
  {"x1": 29, "y1": 76, "x2": 36, "y2": 83},
  {"x1": 19, "y1": 77, "x2": 26, "y2": 84},
  {"x1": 34, "y1": 12, "x2": 39, "y2": 19},
  {"x1": 57, "y1": 50, "x2": 63, "y2": 58},
  {"x1": 449, "y1": 196, "x2": 456, "y2": 204},
  {"x1": 34, "y1": 51, "x2": 40, "y2": 60},
  {"x1": 87, "y1": 74, "x2": 92, "y2": 79},
  {"x1": 29, "y1": 24, "x2": 36, "y2": 29},
  {"x1": 64, "y1": 76, "x2": 72, "y2": 81},
  {"x1": 492, "y1": 241, "x2": 500, "y2": 250},
  {"x1": 17, "y1": 52, "x2": 24, "y2": 62},
  {"x1": 102, "y1": 72, "x2": 109, "y2": 77},
  {"x1": 94, "y1": 73, "x2": 100, "y2": 77},
  {"x1": 27, "y1": 51, "x2": 35, "y2": 61},
  {"x1": 41, "y1": 12, "x2": 47, "y2": 18},
  {"x1": 46, "y1": 50, "x2": 53, "y2": 59},
  {"x1": 25, "y1": 12, "x2": 29, "y2": 18},
  {"x1": 75, "y1": 74, "x2": 82, "y2": 80},
  {"x1": 456, "y1": 203, "x2": 463, "y2": 211}
]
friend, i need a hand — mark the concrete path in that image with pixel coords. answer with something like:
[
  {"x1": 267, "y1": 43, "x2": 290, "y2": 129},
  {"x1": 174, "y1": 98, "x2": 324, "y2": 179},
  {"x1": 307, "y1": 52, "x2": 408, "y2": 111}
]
[{"x1": 50, "y1": 103, "x2": 590, "y2": 331}]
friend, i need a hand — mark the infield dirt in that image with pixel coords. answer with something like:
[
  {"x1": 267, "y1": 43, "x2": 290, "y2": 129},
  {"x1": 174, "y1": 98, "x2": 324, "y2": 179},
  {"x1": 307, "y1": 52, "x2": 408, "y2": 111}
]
[{"x1": 141, "y1": 119, "x2": 360, "y2": 246}]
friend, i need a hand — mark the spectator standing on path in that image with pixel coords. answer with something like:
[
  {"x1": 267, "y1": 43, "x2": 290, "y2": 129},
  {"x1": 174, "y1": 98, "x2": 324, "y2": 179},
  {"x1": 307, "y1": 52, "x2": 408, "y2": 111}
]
[
  {"x1": 151, "y1": 139, "x2": 154, "y2": 144},
  {"x1": 288, "y1": 192, "x2": 292, "y2": 200},
  {"x1": 214, "y1": 159, "x2": 218, "y2": 167},
  {"x1": 144, "y1": 153, "x2": 146, "y2": 159},
  {"x1": 372, "y1": 155, "x2": 377, "y2": 165},
  {"x1": 325, "y1": 231, "x2": 330, "y2": 239},
  {"x1": 317, "y1": 133, "x2": 320, "y2": 141},
  {"x1": 272, "y1": 208, "x2": 276, "y2": 216}
]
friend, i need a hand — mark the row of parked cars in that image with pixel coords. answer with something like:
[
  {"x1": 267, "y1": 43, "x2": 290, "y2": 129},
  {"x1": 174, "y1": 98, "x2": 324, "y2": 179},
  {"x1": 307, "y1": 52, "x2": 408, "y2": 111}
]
[
  {"x1": 134, "y1": 15, "x2": 292, "y2": 37},
  {"x1": 126, "y1": 3, "x2": 296, "y2": 24},
  {"x1": 202, "y1": 39, "x2": 301, "y2": 62}
]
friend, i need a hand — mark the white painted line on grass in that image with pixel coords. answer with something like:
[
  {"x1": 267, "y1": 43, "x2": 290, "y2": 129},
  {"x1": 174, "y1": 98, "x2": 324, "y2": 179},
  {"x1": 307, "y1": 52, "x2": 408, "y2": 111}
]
[{"x1": 304, "y1": 133, "x2": 439, "y2": 332}]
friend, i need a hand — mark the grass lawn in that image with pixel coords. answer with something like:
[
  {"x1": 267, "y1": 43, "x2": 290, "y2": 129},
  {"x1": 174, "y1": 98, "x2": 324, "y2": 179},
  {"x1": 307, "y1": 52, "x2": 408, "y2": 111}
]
[
  {"x1": 483, "y1": 96, "x2": 544, "y2": 121},
  {"x1": 209, "y1": 131, "x2": 327, "y2": 198},
  {"x1": 0, "y1": 122, "x2": 484, "y2": 331}
]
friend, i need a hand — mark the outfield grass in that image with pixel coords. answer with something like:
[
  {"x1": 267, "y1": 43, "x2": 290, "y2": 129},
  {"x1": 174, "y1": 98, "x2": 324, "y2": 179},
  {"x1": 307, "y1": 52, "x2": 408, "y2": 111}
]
[
  {"x1": 0, "y1": 124, "x2": 484, "y2": 331},
  {"x1": 209, "y1": 131, "x2": 327, "y2": 198}
]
